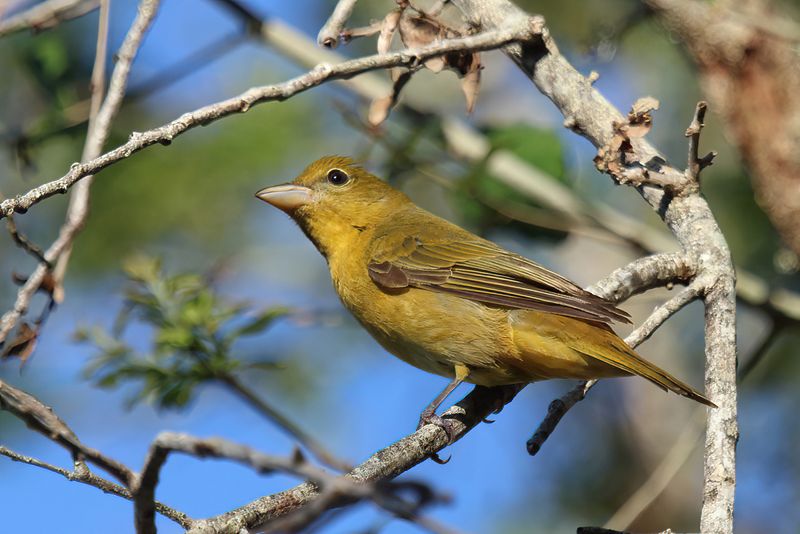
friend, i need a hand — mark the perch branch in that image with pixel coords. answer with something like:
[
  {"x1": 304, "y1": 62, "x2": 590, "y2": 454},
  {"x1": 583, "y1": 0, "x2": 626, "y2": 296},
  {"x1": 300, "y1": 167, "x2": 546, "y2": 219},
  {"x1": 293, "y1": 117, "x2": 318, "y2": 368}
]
[
  {"x1": 5, "y1": 215, "x2": 50, "y2": 266},
  {"x1": 134, "y1": 432, "x2": 455, "y2": 534},
  {"x1": 187, "y1": 384, "x2": 522, "y2": 534}
]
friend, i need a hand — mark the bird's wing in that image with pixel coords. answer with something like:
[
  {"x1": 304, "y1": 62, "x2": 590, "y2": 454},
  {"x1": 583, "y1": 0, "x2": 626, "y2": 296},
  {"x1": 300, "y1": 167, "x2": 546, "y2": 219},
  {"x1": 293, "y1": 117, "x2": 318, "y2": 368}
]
[{"x1": 368, "y1": 233, "x2": 630, "y2": 325}]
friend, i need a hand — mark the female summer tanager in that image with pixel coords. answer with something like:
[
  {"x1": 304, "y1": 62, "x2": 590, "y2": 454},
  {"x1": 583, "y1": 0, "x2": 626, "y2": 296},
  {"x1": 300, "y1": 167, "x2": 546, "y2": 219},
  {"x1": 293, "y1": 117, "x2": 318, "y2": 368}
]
[{"x1": 256, "y1": 156, "x2": 714, "y2": 429}]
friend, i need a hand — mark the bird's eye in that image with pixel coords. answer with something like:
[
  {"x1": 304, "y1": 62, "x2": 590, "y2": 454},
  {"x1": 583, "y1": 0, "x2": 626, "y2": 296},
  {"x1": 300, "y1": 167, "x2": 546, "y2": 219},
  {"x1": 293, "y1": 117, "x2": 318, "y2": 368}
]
[{"x1": 327, "y1": 169, "x2": 349, "y2": 186}]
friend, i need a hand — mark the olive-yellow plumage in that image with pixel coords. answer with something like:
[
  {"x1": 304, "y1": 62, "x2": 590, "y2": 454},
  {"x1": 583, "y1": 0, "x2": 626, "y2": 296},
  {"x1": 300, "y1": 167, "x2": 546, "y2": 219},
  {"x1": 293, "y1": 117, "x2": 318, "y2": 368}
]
[{"x1": 256, "y1": 156, "x2": 714, "y2": 419}]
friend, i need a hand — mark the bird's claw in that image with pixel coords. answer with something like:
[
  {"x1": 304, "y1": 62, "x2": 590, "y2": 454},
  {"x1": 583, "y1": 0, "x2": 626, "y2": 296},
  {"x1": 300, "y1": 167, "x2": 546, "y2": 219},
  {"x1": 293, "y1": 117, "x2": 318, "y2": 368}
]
[
  {"x1": 418, "y1": 410, "x2": 459, "y2": 448},
  {"x1": 430, "y1": 452, "x2": 451, "y2": 464},
  {"x1": 418, "y1": 412, "x2": 456, "y2": 465},
  {"x1": 418, "y1": 412, "x2": 457, "y2": 438}
]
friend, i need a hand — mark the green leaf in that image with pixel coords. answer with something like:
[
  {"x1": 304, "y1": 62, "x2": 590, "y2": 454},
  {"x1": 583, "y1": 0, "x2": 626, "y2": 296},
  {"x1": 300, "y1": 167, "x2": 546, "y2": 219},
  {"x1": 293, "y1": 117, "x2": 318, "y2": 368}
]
[
  {"x1": 155, "y1": 326, "x2": 194, "y2": 350},
  {"x1": 485, "y1": 125, "x2": 565, "y2": 180},
  {"x1": 33, "y1": 37, "x2": 69, "y2": 81},
  {"x1": 78, "y1": 256, "x2": 300, "y2": 412},
  {"x1": 451, "y1": 125, "x2": 569, "y2": 242},
  {"x1": 122, "y1": 255, "x2": 162, "y2": 283},
  {"x1": 179, "y1": 290, "x2": 215, "y2": 327}
]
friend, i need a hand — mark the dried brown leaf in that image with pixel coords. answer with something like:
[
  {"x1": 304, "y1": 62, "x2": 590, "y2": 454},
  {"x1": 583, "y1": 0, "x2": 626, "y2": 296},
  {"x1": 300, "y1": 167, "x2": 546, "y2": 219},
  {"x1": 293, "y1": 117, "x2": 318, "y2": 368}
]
[
  {"x1": 631, "y1": 96, "x2": 660, "y2": 116},
  {"x1": 377, "y1": 10, "x2": 402, "y2": 55},
  {"x1": 368, "y1": 70, "x2": 413, "y2": 126},
  {"x1": 368, "y1": 95, "x2": 394, "y2": 126},
  {"x1": 398, "y1": 15, "x2": 441, "y2": 49},
  {"x1": 460, "y1": 53, "x2": 481, "y2": 113},
  {"x1": 11, "y1": 271, "x2": 59, "y2": 300},
  {"x1": 2, "y1": 322, "x2": 38, "y2": 362},
  {"x1": 397, "y1": 14, "x2": 450, "y2": 72},
  {"x1": 626, "y1": 96, "x2": 660, "y2": 138}
]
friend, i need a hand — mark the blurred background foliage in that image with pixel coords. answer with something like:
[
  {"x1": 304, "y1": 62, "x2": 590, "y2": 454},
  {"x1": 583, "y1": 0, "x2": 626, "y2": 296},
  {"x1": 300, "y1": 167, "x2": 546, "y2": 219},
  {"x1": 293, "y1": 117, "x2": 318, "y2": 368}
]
[{"x1": 0, "y1": 1, "x2": 798, "y2": 533}]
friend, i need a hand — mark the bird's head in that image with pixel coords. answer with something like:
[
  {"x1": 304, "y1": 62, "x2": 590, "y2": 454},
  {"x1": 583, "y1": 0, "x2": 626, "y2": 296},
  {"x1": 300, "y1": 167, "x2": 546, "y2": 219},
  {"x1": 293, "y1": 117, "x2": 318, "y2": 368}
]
[{"x1": 256, "y1": 156, "x2": 410, "y2": 258}]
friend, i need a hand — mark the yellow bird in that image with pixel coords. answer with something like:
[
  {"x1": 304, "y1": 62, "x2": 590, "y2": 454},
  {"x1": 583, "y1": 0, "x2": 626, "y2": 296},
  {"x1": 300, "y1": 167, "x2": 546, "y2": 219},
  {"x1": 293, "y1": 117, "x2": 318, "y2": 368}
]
[{"x1": 256, "y1": 156, "x2": 714, "y2": 431}]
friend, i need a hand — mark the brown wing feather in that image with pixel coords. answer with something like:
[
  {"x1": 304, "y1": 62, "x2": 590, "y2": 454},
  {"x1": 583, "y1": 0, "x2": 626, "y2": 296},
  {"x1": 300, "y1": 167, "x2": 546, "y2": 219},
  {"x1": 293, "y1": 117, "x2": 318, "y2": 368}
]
[{"x1": 367, "y1": 233, "x2": 630, "y2": 325}]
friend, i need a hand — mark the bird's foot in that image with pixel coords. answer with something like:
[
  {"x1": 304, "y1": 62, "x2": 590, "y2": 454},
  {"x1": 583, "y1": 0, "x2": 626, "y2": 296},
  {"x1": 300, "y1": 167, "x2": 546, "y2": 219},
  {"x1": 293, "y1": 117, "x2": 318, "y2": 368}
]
[
  {"x1": 417, "y1": 410, "x2": 458, "y2": 464},
  {"x1": 417, "y1": 411, "x2": 458, "y2": 438}
]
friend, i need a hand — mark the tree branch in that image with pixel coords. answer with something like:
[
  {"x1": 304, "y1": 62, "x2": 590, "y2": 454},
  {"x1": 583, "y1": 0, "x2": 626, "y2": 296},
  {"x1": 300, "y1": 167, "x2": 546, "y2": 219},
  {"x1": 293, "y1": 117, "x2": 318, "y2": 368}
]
[
  {"x1": 588, "y1": 252, "x2": 695, "y2": 302},
  {"x1": 0, "y1": 22, "x2": 539, "y2": 224},
  {"x1": 317, "y1": 0, "x2": 359, "y2": 47},
  {"x1": 440, "y1": 1, "x2": 738, "y2": 531},
  {"x1": 0, "y1": 379, "x2": 134, "y2": 485},
  {"x1": 0, "y1": 0, "x2": 161, "y2": 345},
  {"x1": 135, "y1": 432, "x2": 456, "y2": 534},
  {"x1": 188, "y1": 384, "x2": 522, "y2": 534},
  {"x1": 0, "y1": 445, "x2": 191, "y2": 528},
  {"x1": 216, "y1": 373, "x2": 351, "y2": 472},
  {"x1": 5, "y1": 215, "x2": 50, "y2": 266},
  {"x1": 0, "y1": 0, "x2": 98, "y2": 38},
  {"x1": 238, "y1": 11, "x2": 797, "y2": 327}
]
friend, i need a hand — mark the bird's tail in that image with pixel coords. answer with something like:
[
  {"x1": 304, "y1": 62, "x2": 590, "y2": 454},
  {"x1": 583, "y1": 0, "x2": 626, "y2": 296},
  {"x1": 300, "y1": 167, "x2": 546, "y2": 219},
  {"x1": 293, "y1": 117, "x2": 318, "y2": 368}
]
[{"x1": 585, "y1": 332, "x2": 716, "y2": 408}]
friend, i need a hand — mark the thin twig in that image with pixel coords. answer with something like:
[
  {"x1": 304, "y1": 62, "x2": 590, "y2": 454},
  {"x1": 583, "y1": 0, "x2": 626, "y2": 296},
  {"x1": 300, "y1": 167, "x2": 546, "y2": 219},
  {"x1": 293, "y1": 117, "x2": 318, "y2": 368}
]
[
  {"x1": 0, "y1": 0, "x2": 98, "y2": 38},
  {"x1": 47, "y1": 0, "x2": 109, "y2": 304},
  {"x1": 0, "y1": 445, "x2": 191, "y2": 527},
  {"x1": 135, "y1": 432, "x2": 454, "y2": 534},
  {"x1": 5, "y1": 215, "x2": 50, "y2": 266},
  {"x1": 588, "y1": 252, "x2": 695, "y2": 303},
  {"x1": 0, "y1": 23, "x2": 538, "y2": 222},
  {"x1": 317, "y1": 0, "x2": 359, "y2": 47},
  {"x1": 526, "y1": 380, "x2": 595, "y2": 456},
  {"x1": 0, "y1": 0, "x2": 161, "y2": 345},
  {"x1": 0, "y1": 379, "x2": 135, "y2": 485},
  {"x1": 216, "y1": 373, "x2": 351, "y2": 472},
  {"x1": 685, "y1": 100, "x2": 716, "y2": 180},
  {"x1": 628, "y1": 280, "x2": 704, "y2": 347}
]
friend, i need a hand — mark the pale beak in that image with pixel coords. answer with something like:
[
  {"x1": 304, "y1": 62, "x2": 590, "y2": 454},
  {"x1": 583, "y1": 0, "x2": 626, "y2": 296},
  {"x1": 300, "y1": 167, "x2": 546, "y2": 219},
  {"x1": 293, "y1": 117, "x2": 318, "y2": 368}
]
[{"x1": 255, "y1": 184, "x2": 313, "y2": 213}]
